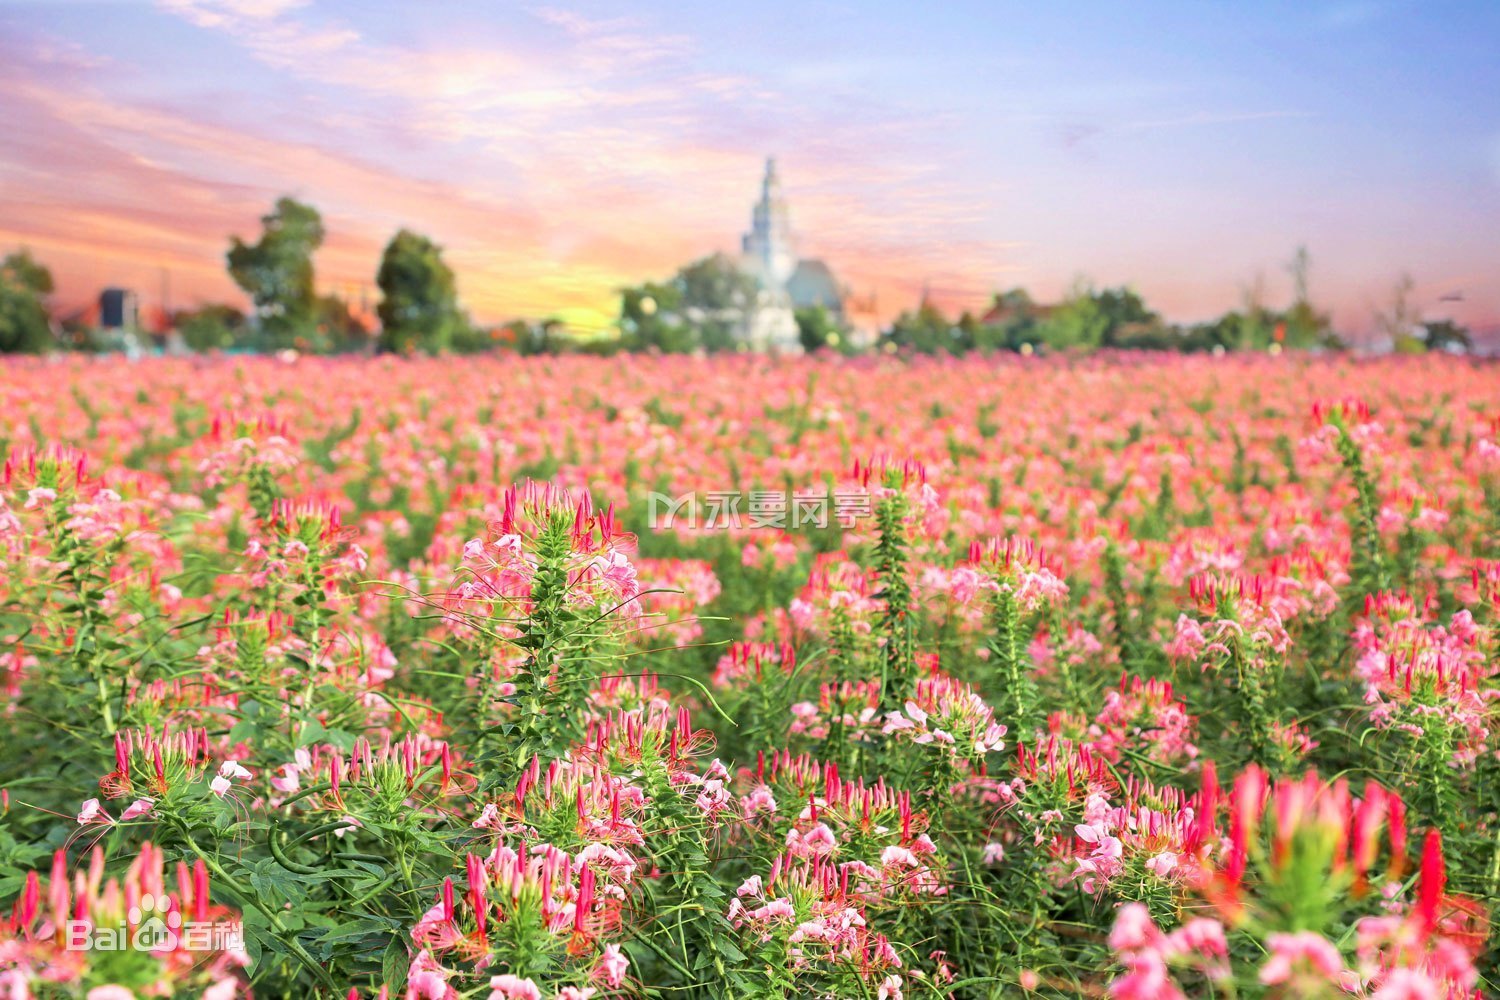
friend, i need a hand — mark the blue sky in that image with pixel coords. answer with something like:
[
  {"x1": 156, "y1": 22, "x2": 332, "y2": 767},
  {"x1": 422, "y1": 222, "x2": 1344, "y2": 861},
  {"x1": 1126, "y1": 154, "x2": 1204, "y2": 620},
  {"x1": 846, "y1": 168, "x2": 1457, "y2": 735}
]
[{"x1": 1, "y1": 0, "x2": 1496, "y2": 337}]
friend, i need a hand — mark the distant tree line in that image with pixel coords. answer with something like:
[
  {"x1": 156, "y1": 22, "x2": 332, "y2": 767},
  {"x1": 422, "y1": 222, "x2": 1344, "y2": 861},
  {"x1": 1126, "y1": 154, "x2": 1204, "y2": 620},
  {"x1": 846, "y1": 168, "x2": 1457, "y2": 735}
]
[
  {"x1": 600, "y1": 247, "x2": 1473, "y2": 358},
  {"x1": 0, "y1": 223, "x2": 1481, "y2": 357},
  {"x1": 880, "y1": 279, "x2": 1340, "y2": 356},
  {"x1": 0, "y1": 196, "x2": 492, "y2": 356}
]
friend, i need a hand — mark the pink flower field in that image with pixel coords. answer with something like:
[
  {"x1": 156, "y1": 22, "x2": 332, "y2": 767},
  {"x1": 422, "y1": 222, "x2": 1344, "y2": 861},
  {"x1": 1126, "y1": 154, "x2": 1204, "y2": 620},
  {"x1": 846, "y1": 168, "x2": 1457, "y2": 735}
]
[{"x1": 1, "y1": 351, "x2": 1498, "y2": 998}]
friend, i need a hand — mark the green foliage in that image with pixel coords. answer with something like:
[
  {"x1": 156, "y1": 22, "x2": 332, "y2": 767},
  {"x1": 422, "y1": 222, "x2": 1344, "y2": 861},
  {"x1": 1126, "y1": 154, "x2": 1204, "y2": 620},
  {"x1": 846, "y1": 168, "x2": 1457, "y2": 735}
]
[
  {"x1": 174, "y1": 303, "x2": 248, "y2": 352},
  {"x1": 794, "y1": 304, "x2": 840, "y2": 353},
  {"x1": 1420, "y1": 319, "x2": 1472, "y2": 354},
  {"x1": 226, "y1": 197, "x2": 325, "y2": 350},
  {"x1": 619, "y1": 282, "x2": 691, "y2": 352},
  {"x1": 618, "y1": 253, "x2": 759, "y2": 353},
  {"x1": 376, "y1": 229, "x2": 463, "y2": 354},
  {"x1": 1035, "y1": 283, "x2": 1110, "y2": 350},
  {"x1": 677, "y1": 252, "x2": 757, "y2": 312},
  {"x1": 873, "y1": 479, "x2": 915, "y2": 707},
  {"x1": 0, "y1": 250, "x2": 55, "y2": 354},
  {"x1": 882, "y1": 301, "x2": 958, "y2": 353},
  {"x1": 316, "y1": 294, "x2": 373, "y2": 354}
]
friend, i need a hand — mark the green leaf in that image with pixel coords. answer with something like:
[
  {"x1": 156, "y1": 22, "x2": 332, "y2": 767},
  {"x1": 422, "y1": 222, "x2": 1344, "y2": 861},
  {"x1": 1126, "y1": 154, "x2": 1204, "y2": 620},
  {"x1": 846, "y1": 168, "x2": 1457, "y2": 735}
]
[{"x1": 382, "y1": 935, "x2": 410, "y2": 994}]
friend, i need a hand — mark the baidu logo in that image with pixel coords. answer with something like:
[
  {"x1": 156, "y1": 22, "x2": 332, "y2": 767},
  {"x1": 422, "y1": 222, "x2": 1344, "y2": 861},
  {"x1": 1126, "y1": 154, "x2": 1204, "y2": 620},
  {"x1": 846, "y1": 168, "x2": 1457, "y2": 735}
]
[
  {"x1": 65, "y1": 894, "x2": 242, "y2": 953},
  {"x1": 130, "y1": 894, "x2": 179, "y2": 951}
]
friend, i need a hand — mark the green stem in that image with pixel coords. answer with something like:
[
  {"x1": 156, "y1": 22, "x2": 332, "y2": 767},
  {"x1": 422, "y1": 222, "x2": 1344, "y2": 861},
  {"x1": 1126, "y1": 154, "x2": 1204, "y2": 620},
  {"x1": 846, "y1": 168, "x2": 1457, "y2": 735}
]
[{"x1": 179, "y1": 830, "x2": 340, "y2": 994}]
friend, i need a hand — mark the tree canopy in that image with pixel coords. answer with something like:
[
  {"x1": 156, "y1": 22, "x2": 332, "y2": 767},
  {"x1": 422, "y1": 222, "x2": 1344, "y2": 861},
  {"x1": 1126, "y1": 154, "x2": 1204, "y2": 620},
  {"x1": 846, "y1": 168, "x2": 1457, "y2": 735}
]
[
  {"x1": 226, "y1": 197, "x2": 325, "y2": 350},
  {"x1": 376, "y1": 229, "x2": 463, "y2": 354},
  {"x1": 0, "y1": 250, "x2": 55, "y2": 354}
]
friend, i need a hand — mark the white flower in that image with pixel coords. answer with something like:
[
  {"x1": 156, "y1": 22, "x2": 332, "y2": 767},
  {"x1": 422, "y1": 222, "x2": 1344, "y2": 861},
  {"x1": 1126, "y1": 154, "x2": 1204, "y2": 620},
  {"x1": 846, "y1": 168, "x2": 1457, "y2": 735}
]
[{"x1": 219, "y1": 760, "x2": 253, "y2": 781}]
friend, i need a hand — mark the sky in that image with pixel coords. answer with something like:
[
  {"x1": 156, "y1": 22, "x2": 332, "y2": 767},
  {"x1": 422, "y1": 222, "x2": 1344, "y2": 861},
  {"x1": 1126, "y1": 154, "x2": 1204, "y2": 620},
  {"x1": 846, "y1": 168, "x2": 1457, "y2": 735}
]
[{"x1": 2, "y1": 0, "x2": 1498, "y2": 339}]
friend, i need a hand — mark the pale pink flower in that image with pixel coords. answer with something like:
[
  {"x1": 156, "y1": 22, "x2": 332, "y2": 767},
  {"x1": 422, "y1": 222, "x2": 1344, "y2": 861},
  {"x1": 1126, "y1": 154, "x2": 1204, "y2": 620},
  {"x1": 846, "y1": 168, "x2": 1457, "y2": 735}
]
[
  {"x1": 595, "y1": 943, "x2": 629, "y2": 987},
  {"x1": 1258, "y1": 931, "x2": 1345, "y2": 985},
  {"x1": 86, "y1": 988, "x2": 137, "y2": 1000},
  {"x1": 77, "y1": 798, "x2": 109, "y2": 825},
  {"x1": 120, "y1": 798, "x2": 155, "y2": 821},
  {"x1": 487, "y1": 975, "x2": 542, "y2": 1000},
  {"x1": 1370, "y1": 969, "x2": 1443, "y2": 1000},
  {"x1": 1109, "y1": 903, "x2": 1163, "y2": 953},
  {"x1": 24, "y1": 488, "x2": 56, "y2": 509}
]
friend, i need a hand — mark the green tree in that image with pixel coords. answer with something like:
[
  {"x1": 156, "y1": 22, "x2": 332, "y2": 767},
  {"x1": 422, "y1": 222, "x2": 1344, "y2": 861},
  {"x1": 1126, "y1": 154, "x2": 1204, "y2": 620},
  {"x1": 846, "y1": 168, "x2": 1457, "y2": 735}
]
[
  {"x1": 446, "y1": 318, "x2": 493, "y2": 354},
  {"x1": 316, "y1": 294, "x2": 373, "y2": 354},
  {"x1": 375, "y1": 229, "x2": 462, "y2": 354},
  {"x1": 681, "y1": 253, "x2": 759, "y2": 352},
  {"x1": 1281, "y1": 246, "x2": 1337, "y2": 349},
  {"x1": 174, "y1": 303, "x2": 247, "y2": 352},
  {"x1": 974, "y1": 288, "x2": 1041, "y2": 351},
  {"x1": 1419, "y1": 319, "x2": 1471, "y2": 354},
  {"x1": 619, "y1": 254, "x2": 757, "y2": 354},
  {"x1": 1092, "y1": 287, "x2": 1160, "y2": 346},
  {"x1": 882, "y1": 301, "x2": 954, "y2": 353},
  {"x1": 1036, "y1": 281, "x2": 1109, "y2": 350},
  {"x1": 0, "y1": 249, "x2": 56, "y2": 354},
  {"x1": 619, "y1": 282, "x2": 693, "y2": 353},
  {"x1": 677, "y1": 253, "x2": 757, "y2": 313},
  {"x1": 794, "y1": 305, "x2": 839, "y2": 353},
  {"x1": 1376, "y1": 273, "x2": 1421, "y2": 353},
  {"x1": 226, "y1": 197, "x2": 324, "y2": 350}
]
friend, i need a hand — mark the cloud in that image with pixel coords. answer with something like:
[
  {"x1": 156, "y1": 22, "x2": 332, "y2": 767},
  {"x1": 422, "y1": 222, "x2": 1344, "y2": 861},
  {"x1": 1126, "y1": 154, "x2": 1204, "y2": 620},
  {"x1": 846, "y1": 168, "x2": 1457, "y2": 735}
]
[
  {"x1": 123, "y1": 0, "x2": 1022, "y2": 319},
  {"x1": 16, "y1": 2, "x2": 1483, "y2": 336}
]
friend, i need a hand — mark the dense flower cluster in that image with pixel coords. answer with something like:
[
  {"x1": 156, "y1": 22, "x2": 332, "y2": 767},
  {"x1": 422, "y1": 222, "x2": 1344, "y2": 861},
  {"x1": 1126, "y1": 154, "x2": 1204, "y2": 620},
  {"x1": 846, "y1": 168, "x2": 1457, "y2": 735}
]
[{"x1": 0, "y1": 352, "x2": 1496, "y2": 999}]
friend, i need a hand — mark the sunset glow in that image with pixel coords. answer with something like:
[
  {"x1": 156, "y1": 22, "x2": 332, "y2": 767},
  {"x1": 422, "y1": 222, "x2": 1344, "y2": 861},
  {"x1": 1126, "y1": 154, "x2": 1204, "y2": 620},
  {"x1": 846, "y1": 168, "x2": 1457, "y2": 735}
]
[{"x1": 3, "y1": 0, "x2": 1497, "y2": 337}]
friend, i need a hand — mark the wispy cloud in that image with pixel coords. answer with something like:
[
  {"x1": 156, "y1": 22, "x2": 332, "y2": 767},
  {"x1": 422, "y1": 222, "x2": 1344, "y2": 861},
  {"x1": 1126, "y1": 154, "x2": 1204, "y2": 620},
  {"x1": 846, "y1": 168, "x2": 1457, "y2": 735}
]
[{"x1": 1, "y1": 0, "x2": 1495, "y2": 335}]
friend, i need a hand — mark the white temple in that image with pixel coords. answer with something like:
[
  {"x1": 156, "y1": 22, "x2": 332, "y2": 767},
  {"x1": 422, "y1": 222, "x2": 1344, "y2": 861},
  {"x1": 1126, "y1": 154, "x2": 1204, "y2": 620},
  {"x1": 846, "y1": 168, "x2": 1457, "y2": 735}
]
[{"x1": 735, "y1": 158, "x2": 846, "y2": 351}]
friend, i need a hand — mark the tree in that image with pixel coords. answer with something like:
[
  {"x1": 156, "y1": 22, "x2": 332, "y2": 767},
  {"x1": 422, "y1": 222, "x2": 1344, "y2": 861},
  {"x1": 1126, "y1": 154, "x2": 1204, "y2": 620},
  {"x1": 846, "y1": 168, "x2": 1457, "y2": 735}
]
[
  {"x1": 1091, "y1": 287, "x2": 1160, "y2": 346},
  {"x1": 1236, "y1": 273, "x2": 1276, "y2": 350},
  {"x1": 1375, "y1": 273, "x2": 1421, "y2": 353},
  {"x1": 618, "y1": 282, "x2": 692, "y2": 353},
  {"x1": 677, "y1": 254, "x2": 758, "y2": 352},
  {"x1": 795, "y1": 305, "x2": 839, "y2": 353},
  {"x1": 1280, "y1": 245, "x2": 1336, "y2": 349},
  {"x1": 677, "y1": 253, "x2": 757, "y2": 313},
  {"x1": 975, "y1": 288, "x2": 1042, "y2": 351},
  {"x1": 1036, "y1": 281, "x2": 1109, "y2": 350},
  {"x1": 0, "y1": 249, "x2": 55, "y2": 354},
  {"x1": 227, "y1": 197, "x2": 325, "y2": 350},
  {"x1": 317, "y1": 295, "x2": 373, "y2": 354},
  {"x1": 1419, "y1": 319, "x2": 1471, "y2": 354},
  {"x1": 882, "y1": 301, "x2": 954, "y2": 354},
  {"x1": 174, "y1": 303, "x2": 247, "y2": 352},
  {"x1": 618, "y1": 254, "x2": 758, "y2": 354},
  {"x1": 376, "y1": 229, "x2": 462, "y2": 354}
]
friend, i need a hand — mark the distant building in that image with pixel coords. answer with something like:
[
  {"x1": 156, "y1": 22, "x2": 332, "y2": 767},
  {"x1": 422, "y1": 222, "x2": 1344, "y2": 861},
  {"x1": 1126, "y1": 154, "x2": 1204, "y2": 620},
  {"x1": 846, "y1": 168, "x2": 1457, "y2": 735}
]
[
  {"x1": 734, "y1": 159, "x2": 848, "y2": 350},
  {"x1": 98, "y1": 288, "x2": 139, "y2": 331}
]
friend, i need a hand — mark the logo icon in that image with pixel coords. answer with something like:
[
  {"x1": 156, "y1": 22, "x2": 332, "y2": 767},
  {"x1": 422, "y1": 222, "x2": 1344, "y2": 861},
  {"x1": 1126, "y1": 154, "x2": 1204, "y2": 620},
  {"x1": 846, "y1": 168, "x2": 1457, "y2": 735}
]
[{"x1": 128, "y1": 893, "x2": 181, "y2": 952}]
